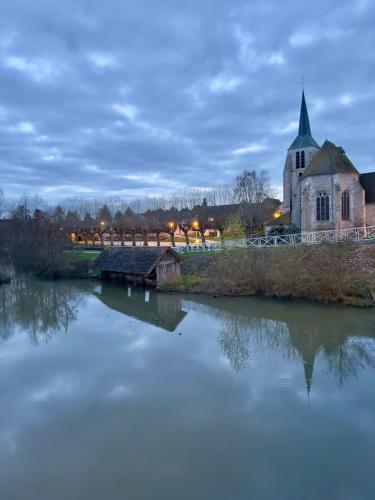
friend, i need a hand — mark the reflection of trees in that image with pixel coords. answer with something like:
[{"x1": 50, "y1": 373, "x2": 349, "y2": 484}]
[
  {"x1": 0, "y1": 279, "x2": 85, "y2": 344},
  {"x1": 219, "y1": 315, "x2": 252, "y2": 372},
  {"x1": 219, "y1": 315, "x2": 290, "y2": 372},
  {"x1": 187, "y1": 299, "x2": 375, "y2": 389},
  {"x1": 325, "y1": 339, "x2": 375, "y2": 386}
]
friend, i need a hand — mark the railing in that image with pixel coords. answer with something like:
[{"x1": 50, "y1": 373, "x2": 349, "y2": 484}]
[{"x1": 174, "y1": 225, "x2": 375, "y2": 253}]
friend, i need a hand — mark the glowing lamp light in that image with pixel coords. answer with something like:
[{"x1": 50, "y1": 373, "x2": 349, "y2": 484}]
[
  {"x1": 192, "y1": 220, "x2": 199, "y2": 228},
  {"x1": 100, "y1": 221, "x2": 105, "y2": 226},
  {"x1": 168, "y1": 222, "x2": 175, "y2": 229},
  {"x1": 273, "y1": 209, "x2": 283, "y2": 220}
]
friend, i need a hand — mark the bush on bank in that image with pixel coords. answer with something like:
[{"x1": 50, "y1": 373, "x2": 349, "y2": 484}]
[{"x1": 168, "y1": 242, "x2": 375, "y2": 306}]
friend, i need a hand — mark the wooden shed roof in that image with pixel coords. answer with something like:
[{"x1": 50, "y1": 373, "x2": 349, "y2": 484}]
[{"x1": 94, "y1": 246, "x2": 180, "y2": 275}]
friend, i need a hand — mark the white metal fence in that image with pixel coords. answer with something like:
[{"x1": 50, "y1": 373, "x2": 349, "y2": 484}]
[{"x1": 174, "y1": 225, "x2": 375, "y2": 254}]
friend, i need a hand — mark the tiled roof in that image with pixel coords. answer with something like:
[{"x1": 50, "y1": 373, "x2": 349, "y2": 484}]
[
  {"x1": 301, "y1": 140, "x2": 359, "y2": 179},
  {"x1": 94, "y1": 247, "x2": 180, "y2": 275}
]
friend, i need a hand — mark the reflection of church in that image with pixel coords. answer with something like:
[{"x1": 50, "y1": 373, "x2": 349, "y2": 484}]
[
  {"x1": 2, "y1": 279, "x2": 374, "y2": 395},
  {"x1": 278, "y1": 92, "x2": 375, "y2": 232},
  {"x1": 185, "y1": 294, "x2": 375, "y2": 394}
]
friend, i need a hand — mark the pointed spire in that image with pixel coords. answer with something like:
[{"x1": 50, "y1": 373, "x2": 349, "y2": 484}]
[
  {"x1": 288, "y1": 91, "x2": 320, "y2": 150},
  {"x1": 298, "y1": 91, "x2": 312, "y2": 137},
  {"x1": 303, "y1": 357, "x2": 314, "y2": 397}
]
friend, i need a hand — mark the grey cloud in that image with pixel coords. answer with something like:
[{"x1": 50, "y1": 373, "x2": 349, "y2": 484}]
[{"x1": 1, "y1": 0, "x2": 375, "y2": 200}]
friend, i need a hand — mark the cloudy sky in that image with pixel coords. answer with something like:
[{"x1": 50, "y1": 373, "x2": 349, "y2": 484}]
[{"x1": 0, "y1": 0, "x2": 374, "y2": 201}]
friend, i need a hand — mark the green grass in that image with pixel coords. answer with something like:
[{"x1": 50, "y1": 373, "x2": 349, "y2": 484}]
[
  {"x1": 63, "y1": 250, "x2": 101, "y2": 262},
  {"x1": 161, "y1": 273, "x2": 204, "y2": 291}
]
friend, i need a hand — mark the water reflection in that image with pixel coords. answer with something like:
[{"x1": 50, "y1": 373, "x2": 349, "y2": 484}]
[
  {"x1": 0, "y1": 279, "x2": 85, "y2": 344},
  {"x1": 1, "y1": 279, "x2": 374, "y2": 391},
  {"x1": 187, "y1": 296, "x2": 375, "y2": 391},
  {"x1": 94, "y1": 282, "x2": 187, "y2": 332},
  {"x1": 1, "y1": 279, "x2": 375, "y2": 500}
]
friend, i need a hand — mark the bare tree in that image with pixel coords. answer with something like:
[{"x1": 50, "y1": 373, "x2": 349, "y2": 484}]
[{"x1": 234, "y1": 170, "x2": 272, "y2": 204}]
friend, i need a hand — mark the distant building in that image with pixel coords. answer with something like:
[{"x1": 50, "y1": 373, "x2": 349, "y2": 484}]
[
  {"x1": 280, "y1": 92, "x2": 375, "y2": 232},
  {"x1": 94, "y1": 247, "x2": 181, "y2": 287}
]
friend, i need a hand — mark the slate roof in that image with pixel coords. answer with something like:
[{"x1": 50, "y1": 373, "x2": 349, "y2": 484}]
[
  {"x1": 301, "y1": 140, "x2": 359, "y2": 179},
  {"x1": 289, "y1": 91, "x2": 320, "y2": 150},
  {"x1": 205, "y1": 198, "x2": 281, "y2": 222},
  {"x1": 94, "y1": 247, "x2": 180, "y2": 275},
  {"x1": 360, "y1": 172, "x2": 375, "y2": 203}
]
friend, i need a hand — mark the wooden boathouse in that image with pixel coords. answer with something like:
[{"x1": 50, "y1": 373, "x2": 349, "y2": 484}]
[{"x1": 94, "y1": 247, "x2": 181, "y2": 287}]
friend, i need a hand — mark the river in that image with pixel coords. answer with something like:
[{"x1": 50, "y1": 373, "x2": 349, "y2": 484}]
[{"x1": 1, "y1": 279, "x2": 375, "y2": 500}]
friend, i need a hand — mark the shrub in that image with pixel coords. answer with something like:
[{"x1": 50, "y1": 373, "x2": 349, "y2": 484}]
[
  {"x1": 177, "y1": 242, "x2": 375, "y2": 305},
  {"x1": 223, "y1": 215, "x2": 246, "y2": 240}
]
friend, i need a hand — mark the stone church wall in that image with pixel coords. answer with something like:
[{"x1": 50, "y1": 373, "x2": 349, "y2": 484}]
[
  {"x1": 333, "y1": 173, "x2": 365, "y2": 230},
  {"x1": 300, "y1": 174, "x2": 332, "y2": 231},
  {"x1": 300, "y1": 173, "x2": 365, "y2": 232},
  {"x1": 283, "y1": 146, "x2": 319, "y2": 227},
  {"x1": 366, "y1": 204, "x2": 375, "y2": 225}
]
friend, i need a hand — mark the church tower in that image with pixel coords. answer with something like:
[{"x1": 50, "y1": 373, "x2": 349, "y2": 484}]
[{"x1": 283, "y1": 91, "x2": 320, "y2": 228}]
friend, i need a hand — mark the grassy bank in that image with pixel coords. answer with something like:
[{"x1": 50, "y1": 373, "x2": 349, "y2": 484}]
[{"x1": 165, "y1": 242, "x2": 375, "y2": 307}]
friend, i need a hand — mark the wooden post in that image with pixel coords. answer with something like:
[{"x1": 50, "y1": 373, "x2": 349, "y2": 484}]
[
  {"x1": 183, "y1": 228, "x2": 190, "y2": 245},
  {"x1": 170, "y1": 231, "x2": 176, "y2": 247}
]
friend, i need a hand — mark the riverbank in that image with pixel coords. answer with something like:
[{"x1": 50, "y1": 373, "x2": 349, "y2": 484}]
[
  {"x1": 162, "y1": 242, "x2": 375, "y2": 307},
  {"x1": 11, "y1": 242, "x2": 375, "y2": 306}
]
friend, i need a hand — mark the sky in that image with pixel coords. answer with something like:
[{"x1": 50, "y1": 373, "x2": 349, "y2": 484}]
[{"x1": 0, "y1": 0, "x2": 375, "y2": 202}]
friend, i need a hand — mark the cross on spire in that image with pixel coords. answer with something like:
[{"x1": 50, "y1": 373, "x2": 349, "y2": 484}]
[{"x1": 300, "y1": 74, "x2": 307, "y2": 89}]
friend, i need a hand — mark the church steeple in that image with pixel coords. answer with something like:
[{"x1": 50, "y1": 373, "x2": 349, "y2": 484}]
[
  {"x1": 289, "y1": 91, "x2": 320, "y2": 150},
  {"x1": 299, "y1": 91, "x2": 311, "y2": 136}
]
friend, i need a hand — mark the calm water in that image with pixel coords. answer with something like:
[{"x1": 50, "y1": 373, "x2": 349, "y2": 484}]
[{"x1": 1, "y1": 279, "x2": 375, "y2": 500}]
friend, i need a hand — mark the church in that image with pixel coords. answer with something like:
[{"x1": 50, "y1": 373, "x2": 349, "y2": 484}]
[{"x1": 280, "y1": 92, "x2": 375, "y2": 232}]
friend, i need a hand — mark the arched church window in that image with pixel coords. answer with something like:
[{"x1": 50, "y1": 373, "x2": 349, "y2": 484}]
[
  {"x1": 342, "y1": 191, "x2": 350, "y2": 220},
  {"x1": 301, "y1": 151, "x2": 305, "y2": 168},
  {"x1": 296, "y1": 151, "x2": 300, "y2": 169},
  {"x1": 316, "y1": 192, "x2": 330, "y2": 221}
]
